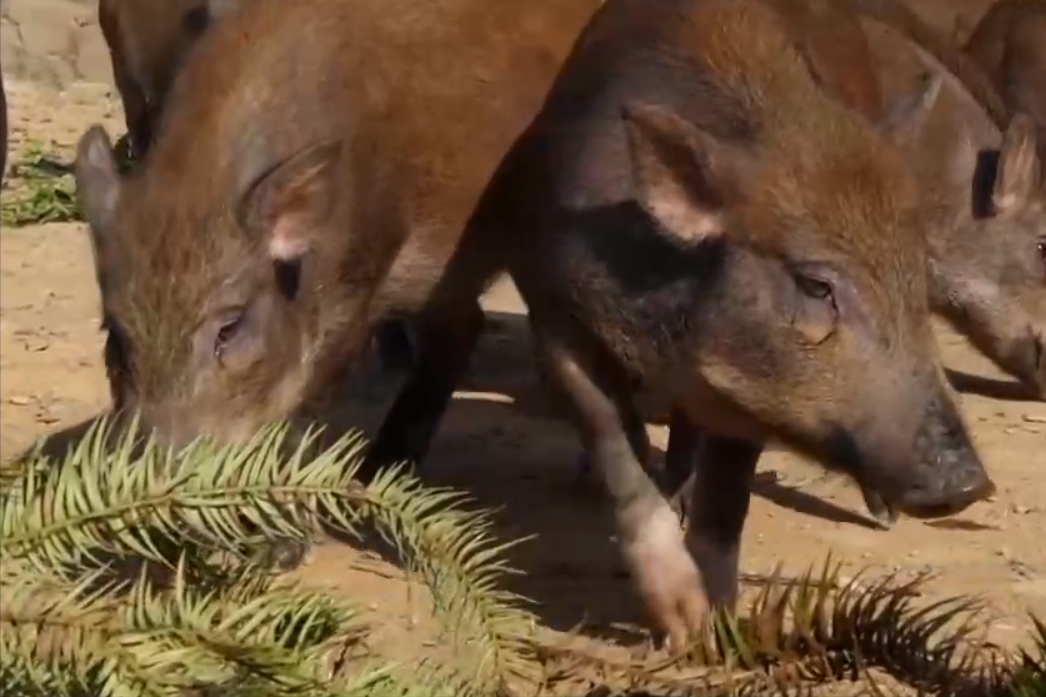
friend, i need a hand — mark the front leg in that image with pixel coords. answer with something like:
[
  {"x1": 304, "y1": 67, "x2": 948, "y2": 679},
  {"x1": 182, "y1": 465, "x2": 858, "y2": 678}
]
[
  {"x1": 536, "y1": 330, "x2": 709, "y2": 653},
  {"x1": 661, "y1": 408, "x2": 702, "y2": 524},
  {"x1": 685, "y1": 434, "x2": 761, "y2": 610},
  {"x1": 361, "y1": 299, "x2": 485, "y2": 481}
]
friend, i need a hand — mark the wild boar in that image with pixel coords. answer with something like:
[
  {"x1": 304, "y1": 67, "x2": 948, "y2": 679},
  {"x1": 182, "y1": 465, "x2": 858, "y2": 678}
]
[
  {"x1": 573, "y1": 0, "x2": 891, "y2": 514},
  {"x1": 74, "y1": 0, "x2": 601, "y2": 460},
  {"x1": 840, "y1": 0, "x2": 1044, "y2": 527},
  {"x1": 851, "y1": 3, "x2": 1044, "y2": 401},
  {"x1": 423, "y1": 0, "x2": 995, "y2": 650},
  {"x1": 849, "y1": 8, "x2": 1046, "y2": 391},
  {"x1": 98, "y1": 0, "x2": 244, "y2": 161}
]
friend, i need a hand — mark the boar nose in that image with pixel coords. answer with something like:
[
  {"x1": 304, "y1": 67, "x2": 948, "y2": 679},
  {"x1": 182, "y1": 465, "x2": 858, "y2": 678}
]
[{"x1": 894, "y1": 389, "x2": 995, "y2": 519}]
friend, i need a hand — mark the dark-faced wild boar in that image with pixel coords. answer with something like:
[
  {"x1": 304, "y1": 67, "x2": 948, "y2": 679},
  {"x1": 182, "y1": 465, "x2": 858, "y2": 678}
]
[
  {"x1": 575, "y1": 0, "x2": 894, "y2": 523},
  {"x1": 428, "y1": 0, "x2": 994, "y2": 649},
  {"x1": 74, "y1": 0, "x2": 600, "y2": 455},
  {"x1": 965, "y1": 0, "x2": 1046, "y2": 164},
  {"x1": 98, "y1": 0, "x2": 243, "y2": 161}
]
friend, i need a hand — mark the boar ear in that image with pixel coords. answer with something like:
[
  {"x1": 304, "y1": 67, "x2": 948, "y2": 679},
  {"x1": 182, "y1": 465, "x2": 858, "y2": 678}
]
[
  {"x1": 621, "y1": 101, "x2": 740, "y2": 243},
  {"x1": 992, "y1": 113, "x2": 1042, "y2": 213},
  {"x1": 75, "y1": 126, "x2": 121, "y2": 239},
  {"x1": 236, "y1": 141, "x2": 342, "y2": 262},
  {"x1": 877, "y1": 71, "x2": 943, "y2": 149}
]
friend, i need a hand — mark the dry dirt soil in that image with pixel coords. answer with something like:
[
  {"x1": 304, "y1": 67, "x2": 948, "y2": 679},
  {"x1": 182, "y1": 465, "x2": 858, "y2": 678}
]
[{"x1": 1, "y1": 0, "x2": 1045, "y2": 690}]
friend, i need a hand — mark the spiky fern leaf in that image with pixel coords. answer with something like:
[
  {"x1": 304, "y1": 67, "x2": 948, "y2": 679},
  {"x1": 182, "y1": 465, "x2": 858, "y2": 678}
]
[{"x1": 0, "y1": 416, "x2": 536, "y2": 697}]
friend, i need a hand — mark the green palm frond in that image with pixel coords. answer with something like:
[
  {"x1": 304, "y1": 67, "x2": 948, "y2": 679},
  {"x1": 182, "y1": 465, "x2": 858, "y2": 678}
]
[{"x1": 1, "y1": 416, "x2": 535, "y2": 697}]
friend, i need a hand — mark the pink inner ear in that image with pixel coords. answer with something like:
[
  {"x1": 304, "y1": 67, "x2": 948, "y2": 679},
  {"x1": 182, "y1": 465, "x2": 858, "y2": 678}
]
[
  {"x1": 649, "y1": 189, "x2": 724, "y2": 242},
  {"x1": 268, "y1": 214, "x2": 311, "y2": 261}
]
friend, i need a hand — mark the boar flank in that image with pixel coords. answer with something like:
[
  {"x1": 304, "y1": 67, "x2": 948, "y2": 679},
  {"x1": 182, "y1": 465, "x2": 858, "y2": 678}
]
[
  {"x1": 75, "y1": 0, "x2": 600, "y2": 461},
  {"x1": 438, "y1": 0, "x2": 995, "y2": 650}
]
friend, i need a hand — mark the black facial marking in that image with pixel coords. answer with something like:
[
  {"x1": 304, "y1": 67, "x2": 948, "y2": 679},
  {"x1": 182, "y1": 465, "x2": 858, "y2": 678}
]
[
  {"x1": 971, "y1": 149, "x2": 999, "y2": 220},
  {"x1": 182, "y1": 5, "x2": 211, "y2": 36},
  {"x1": 274, "y1": 259, "x2": 301, "y2": 300}
]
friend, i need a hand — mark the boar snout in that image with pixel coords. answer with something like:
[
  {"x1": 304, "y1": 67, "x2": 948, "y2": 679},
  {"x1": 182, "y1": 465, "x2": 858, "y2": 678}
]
[
  {"x1": 886, "y1": 388, "x2": 995, "y2": 518},
  {"x1": 128, "y1": 403, "x2": 320, "y2": 460}
]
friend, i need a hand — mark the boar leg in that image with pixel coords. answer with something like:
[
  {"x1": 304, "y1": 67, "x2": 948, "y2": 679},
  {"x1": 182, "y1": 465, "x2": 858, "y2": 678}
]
[
  {"x1": 571, "y1": 407, "x2": 701, "y2": 514},
  {"x1": 536, "y1": 328, "x2": 709, "y2": 652},
  {"x1": 0, "y1": 66, "x2": 7, "y2": 183},
  {"x1": 110, "y1": 56, "x2": 152, "y2": 162},
  {"x1": 360, "y1": 299, "x2": 486, "y2": 479},
  {"x1": 685, "y1": 433, "x2": 761, "y2": 610},
  {"x1": 373, "y1": 318, "x2": 421, "y2": 372},
  {"x1": 661, "y1": 408, "x2": 704, "y2": 523}
]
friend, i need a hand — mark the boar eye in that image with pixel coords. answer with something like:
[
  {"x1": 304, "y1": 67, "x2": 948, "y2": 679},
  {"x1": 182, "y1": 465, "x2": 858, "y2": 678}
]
[
  {"x1": 794, "y1": 274, "x2": 834, "y2": 302},
  {"x1": 1037, "y1": 240, "x2": 1046, "y2": 269},
  {"x1": 214, "y1": 315, "x2": 244, "y2": 360}
]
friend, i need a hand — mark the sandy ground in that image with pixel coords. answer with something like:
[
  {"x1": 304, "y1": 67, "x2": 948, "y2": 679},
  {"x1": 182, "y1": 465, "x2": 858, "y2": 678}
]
[{"x1": 2, "y1": 0, "x2": 1044, "y2": 689}]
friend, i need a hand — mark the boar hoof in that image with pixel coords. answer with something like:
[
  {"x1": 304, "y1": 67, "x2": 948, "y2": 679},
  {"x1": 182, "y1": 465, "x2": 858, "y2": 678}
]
[
  {"x1": 112, "y1": 133, "x2": 139, "y2": 174},
  {"x1": 867, "y1": 507, "x2": 898, "y2": 531},
  {"x1": 621, "y1": 505, "x2": 710, "y2": 654}
]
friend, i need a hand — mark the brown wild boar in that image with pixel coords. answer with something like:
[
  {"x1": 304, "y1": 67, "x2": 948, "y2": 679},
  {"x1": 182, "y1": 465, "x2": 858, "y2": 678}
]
[
  {"x1": 98, "y1": 0, "x2": 244, "y2": 161},
  {"x1": 430, "y1": 0, "x2": 995, "y2": 649},
  {"x1": 964, "y1": 0, "x2": 1046, "y2": 165},
  {"x1": 839, "y1": 0, "x2": 1045, "y2": 527},
  {"x1": 74, "y1": 0, "x2": 601, "y2": 456},
  {"x1": 575, "y1": 0, "x2": 899, "y2": 529}
]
